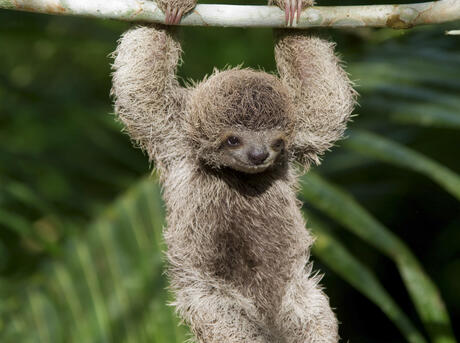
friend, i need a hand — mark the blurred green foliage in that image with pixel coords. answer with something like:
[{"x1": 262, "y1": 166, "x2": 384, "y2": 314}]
[{"x1": 0, "y1": 1, "x2": 459, "y2": 342}]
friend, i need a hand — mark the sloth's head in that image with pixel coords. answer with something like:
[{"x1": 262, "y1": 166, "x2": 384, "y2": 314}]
[
  {"x1": 216, "y1": 129, "x2": 287, "y2": 174},
  {"x1": 185, "y1": 68, "x2": 294, "y2": 174}
]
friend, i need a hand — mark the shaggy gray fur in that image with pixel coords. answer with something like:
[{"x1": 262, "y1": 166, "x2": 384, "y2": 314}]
[{"x1": 111, "y1": 1, "x2": 356, "y2": 341}]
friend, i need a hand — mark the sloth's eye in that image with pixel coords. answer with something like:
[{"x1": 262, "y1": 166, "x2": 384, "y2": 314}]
[
  {"x1": 226, "y1": 136, "x2": 241, "y2": 147},
  {"x1": 272, "y1": 138, "x2": 285, "y2": 150}
]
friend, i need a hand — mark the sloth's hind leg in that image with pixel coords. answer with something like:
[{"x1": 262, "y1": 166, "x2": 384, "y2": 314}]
[
  {"x1": 277, "y1": 275, "x2": 339, "y2": 343},
  {"x1": 173, "y1": 282, "x2": 275, "y2": 343}
]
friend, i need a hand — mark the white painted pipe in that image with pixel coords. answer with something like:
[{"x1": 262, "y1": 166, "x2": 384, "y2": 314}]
[{"x1": 0, "y1": 0, "x2": 459, "y2": 28}]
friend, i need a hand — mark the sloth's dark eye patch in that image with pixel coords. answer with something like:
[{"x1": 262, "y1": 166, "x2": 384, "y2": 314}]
[
  {"x1": 226, "y1": 136, "x2": 241, "y2": 147},
  {"x1": 272, "y1": 138, "x2": 285, "y2": 150}
]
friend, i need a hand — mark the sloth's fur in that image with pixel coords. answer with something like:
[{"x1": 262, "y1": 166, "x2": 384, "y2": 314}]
[{"x1": 111, "y1": 23, "x2": 356, "y2": 343}]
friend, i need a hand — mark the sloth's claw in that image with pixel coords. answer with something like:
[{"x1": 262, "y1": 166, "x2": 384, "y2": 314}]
[
  {"x1": 284, "y1": 0, "x2": 298, "y2": 27},
  {"x1": 285, "y1": 2, "x2": 289, "y2": 25},
  {"x1": 164, "y1": 6, "x2": 185, "y2": 25},
  {"x1": 165, "y1": 5, "x2": 171, "y2": 24},
  {"x1": 171, "y1": 8, "x2": 178, "y2": 24},
  {"x1": 283, "y1": 0, "x2": 312, "y2": 26},
  {"x1": 297, "y1": 0, "x2": 302, "y2": 23},
  {"x1": 175, "y1": 8, "x2": 184, "y2": 24}
]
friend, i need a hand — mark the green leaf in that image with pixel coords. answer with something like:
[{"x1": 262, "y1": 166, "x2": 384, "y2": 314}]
[
  {"x1": 344, "y1": 130, "x2": 460, "y2": 201},
  {"x1": 361, "y1": 98, "x2": 460, "y2": 129},
  {"x1": 390, "y1": 105, "x2": 460, "y2": 129},
  {"x1": 308, "y1": 214, "x2": 427, "y2": 343},
  {"x1": 371, "y1": 84, "x2": 460, "y2": 109},
  {"x1": 0, "y1": 208, "x2": 34, "y2": 237},
  {"x1": 3, "y1": 179, "x2": 55, "y2": 215},
  {"x1": 300, "y1": 172, "x2": 456, "y2": 343},
  {"x1": 0, "y1": 177, "x2": 188, "y2": 343}
]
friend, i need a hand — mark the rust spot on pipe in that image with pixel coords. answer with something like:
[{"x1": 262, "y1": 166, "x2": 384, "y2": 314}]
[
  {"x1": 15, "y1": 5, "x2": 37, "y2": 12},
  {"x1": 14, "y1": 2, "x2": 66, "y2": 14},
  {"x1": 129, "y1": 7, "x2": 144, "y2": 19},
  {"x1": 46, "y1": 4, "x2": 66, "y2": 13},
  {"x1": 386, "y1": 14, "x2": 413, "y2": 29},
  {"x1": 193, "y1": 9, "x2": 209, "y2": 26}
]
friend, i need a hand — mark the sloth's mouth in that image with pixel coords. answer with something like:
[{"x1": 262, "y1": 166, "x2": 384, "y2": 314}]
[{"x1": 230, "y1": 159, "x2": 274, "y2": 174}]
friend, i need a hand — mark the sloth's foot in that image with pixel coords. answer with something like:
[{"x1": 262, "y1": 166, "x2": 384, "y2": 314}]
[
  {"x1": 271, "y1": 0, "x2": 316, "y2": 26},
  {"x1": 285, "y1": 0, "x2": 316, "y2": 26},
  {"x1": 156, "y1": 0, "x2": 197, "y2": 25},
  {"x1": 165, "y1": 5, "x2": 184, "y2": 24}
]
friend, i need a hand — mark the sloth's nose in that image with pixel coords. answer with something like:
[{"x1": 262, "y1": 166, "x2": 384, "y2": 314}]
[{"x1": 248, "y1": 148, "x2": 269, "y2": 165}]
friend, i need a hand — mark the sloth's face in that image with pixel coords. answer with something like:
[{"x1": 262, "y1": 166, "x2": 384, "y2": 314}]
[{"x1": 218, "y1": 130, "x2": 287, "y2": 174}]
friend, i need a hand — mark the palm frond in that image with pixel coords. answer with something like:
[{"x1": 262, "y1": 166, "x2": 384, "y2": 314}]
[{"x1": 300, "y1": 173, "x2": 456, "y2": 343}]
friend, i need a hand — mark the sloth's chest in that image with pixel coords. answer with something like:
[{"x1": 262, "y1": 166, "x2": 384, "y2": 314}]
[
  {"x1": 164, "y1": 164, "x2": 307, "y2": 277},
  {"x1": 208, "y1": 210, "x2": 298, "y2": 284}
]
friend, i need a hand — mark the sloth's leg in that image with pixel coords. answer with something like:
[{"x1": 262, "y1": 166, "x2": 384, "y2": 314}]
[
  {"x1": 173, "y1": 283, "x2": 275, "y2": 343},
  {"x1": 277, "y1": 276, "x2": 339, "y2": 343}
]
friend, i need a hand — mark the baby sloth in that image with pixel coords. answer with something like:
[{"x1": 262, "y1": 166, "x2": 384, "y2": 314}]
[{"x1": 111, "y1": 0, "x2": 356, "y2": 342}]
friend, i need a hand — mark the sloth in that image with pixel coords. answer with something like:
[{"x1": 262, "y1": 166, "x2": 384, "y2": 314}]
[{"x1": 111, "y1": 0, "x2": 356, "y2": 342}]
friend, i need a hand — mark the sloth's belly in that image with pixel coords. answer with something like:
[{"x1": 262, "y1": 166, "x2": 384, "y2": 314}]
[{"x1": 208, "y1": 216, "x2": 309, "y2": 305}]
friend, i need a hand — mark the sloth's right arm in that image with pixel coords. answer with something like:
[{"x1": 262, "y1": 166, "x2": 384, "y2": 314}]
[{"x1": 111, "y1": 25, "x2": 185, "y2": 169}]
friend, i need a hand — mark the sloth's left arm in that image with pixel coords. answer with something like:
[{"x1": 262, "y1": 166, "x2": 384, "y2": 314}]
[{"x1": 274, "y1": 28, "x2": 357, "y2": 168}]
